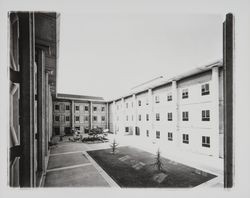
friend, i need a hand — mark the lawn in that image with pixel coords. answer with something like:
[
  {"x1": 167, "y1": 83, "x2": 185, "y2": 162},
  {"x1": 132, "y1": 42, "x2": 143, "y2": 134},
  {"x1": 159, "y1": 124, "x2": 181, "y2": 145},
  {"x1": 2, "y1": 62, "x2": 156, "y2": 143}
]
[{"x1": 87, "y1": 146, "x2": 216, "y2": 188}]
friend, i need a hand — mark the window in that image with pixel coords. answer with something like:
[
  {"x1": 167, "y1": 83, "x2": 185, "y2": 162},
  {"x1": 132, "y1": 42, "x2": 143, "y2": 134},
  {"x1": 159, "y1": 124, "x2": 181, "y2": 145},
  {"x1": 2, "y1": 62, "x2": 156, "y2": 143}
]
[
  {"x1": 54, "y1": 127, "x2": 60, "y2": 135},
  {"x1": 75, "y1": 105, "x2": 79, "y2": 111},
  {"x1": 202, "y1": 110, "x2": 210, "y2": 121},
  {"x1": 201, "y1": 83, "x2": 210, "y2": 95},
  {"x1": 101, "y1": 116, "x2": 105, "y2": 121},
  {"x1": 168, "y1": 112, "x2": 173, "y2": 121},
  {"x1": 182, "y1": 111, "x2": 189, "y2": 121},
  {"x1": 182, "y1": 89, "x2": 189, "y2": 99},
  {"x1": 101, "y1": 107, "x2": 105, "y2": 111},
  {"x1": 138, "y1": 100, "x2": 141, "y2": 106},
  {"x1": 75, "y1": 116, "x2": 80, "y2": 122},
  {"x1": 126, "y1": 115, "x2": 128, "y2": 121},
  {"x1": 55, "y1": 115, "x2": 59, "y2": 121},
  {"x1": 66, "y1": 116, "x2": 70, "y2": 122},
  {"x1": 135, "y1": 127, "x2": 140, "y2": 136},
  {"x1": 155, "y1": 96, "x2": 160, "y2": 103},
  {"x1": 55, "y1": 104, "x2": 59, "y2": 110},
  {"x1": 146, "y1": 114, "x2": 149, "y2": 121},
  {"x1": 183, "y1": 134, "x2": 189, "y2": 144},
  {"x1": 85, "y1": 116, "x2": 89, "y2": 121},
  {"x1": 202, "y1": 136, "x2": 210, "y2": 147},
  {"x1": 156, "y1": 131, "x2": 160, "y2": 139},
  {"x1": 85, "y1": 106, "x2": 89, "y2": 111},
  {"x1": 93, "y1": 106, "x2": 97, "y2": 111},
  {"x1": 167, "y1": 93, "x2": 172, "y2": 101},
  {"x1": 75, "y1": 127, "x2": 80, "y2": 131},
  {"x1": 93, "y1": 116, "x2": 97, "y2": 121},
  {"x1": 156, "y1": 113, "x2": 160, "y2": 121},
  {"x1": 168, "y1": 132, "x2": 173, "y2": 141},
  {"x1": 125, "y1": 127, "x2": 129, "y2": 132},
  {"x1": 138, "y1": 114, "x2": 141, "y2": 121},
  {"x1": 66, "y1": 105, "x2": 70, "y2": 110},
  {"x1": 146, "y1": 130, "x2": 149, "y2": 137}
]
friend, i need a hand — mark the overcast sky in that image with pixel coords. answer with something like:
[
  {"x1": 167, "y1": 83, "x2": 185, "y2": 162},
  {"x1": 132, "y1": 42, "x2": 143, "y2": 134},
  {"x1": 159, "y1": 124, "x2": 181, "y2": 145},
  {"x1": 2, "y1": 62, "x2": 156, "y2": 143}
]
[{"x1": 57, "y1": 13, "x2": 223, "y2": 100}]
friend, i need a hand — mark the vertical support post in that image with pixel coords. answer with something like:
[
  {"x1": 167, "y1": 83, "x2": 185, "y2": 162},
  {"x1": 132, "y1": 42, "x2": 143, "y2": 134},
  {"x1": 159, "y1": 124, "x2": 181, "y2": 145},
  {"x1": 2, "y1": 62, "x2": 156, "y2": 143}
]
[
  {"x1": 37, "y1": 49, "x2": 45, "y2": 173},
  {"x1": 71, "y1": 100, "x2": 75, "y2": 130},
  {"x1": 89, "y1": 101, "x2": 92, "y2": 130},
  {"x1": 223, "y1": 13, "x2": 234, "y2": 188},
  {"x1": 45, "y1": 72, "x2": 49, "y2": 156},
  {"x1": 19, "y1": 12, "x2": 35, "y2": 187},
  {"x1": 106, "y1": 102, "x2": 109, "y2": 129},
  {"x1": 113, "y1": 101, "x2": 116, "y2": 134},
  {"x1": 172, "y1": 81, "x2": 179, "y2": 147}
]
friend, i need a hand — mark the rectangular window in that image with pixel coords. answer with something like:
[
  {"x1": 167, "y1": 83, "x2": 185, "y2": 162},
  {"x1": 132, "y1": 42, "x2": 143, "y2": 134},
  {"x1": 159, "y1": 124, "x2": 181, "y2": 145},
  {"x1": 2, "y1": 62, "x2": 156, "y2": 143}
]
[
  {"x1": 135, "y1": 127, "x2": 140, "y2": 136},
  {"x1": 146, "y1": 130, "x2": 149, "y2": 137},
  {"x1": 75, "y1": 116, "x2": 80, "y2": 122},
  {"x1": 93, "y1": 106, "x2": 97, "y2": 111},
  {"x1": 85, "y1": 116, "x2": 89, "y2": 121},
  {"x1": 125, "y1": 127, "x2": 129, "y2": 132},
  {"x1": 75, "y1": 127, "x2": 80, "y2": 131},
  {"x1": 55, "y1": 115, "x2": 59, "y2": 121},
  {"x1": 138, "y1": 114, "x2": 141, "y2": 121},
  {"x1": 75, "y1": 105, "x2": 79, "y2": 111},
  {"x1": 101, "y1": 116, "x2": 105, "y2": 121},
  {"x1": 202, "y1": 136, "x2": 210, "y2": 147},
  {"x1": 168, "y1": 112, "x2": 173, "y2": 121},
  {"x1": 138, "y1": 100, "x2": 141, "y2": 106},
  {"x1": 182, "y1": 89, "x2": 189, "y2": 99},
  {"x1": 202, "y1": 110, "x2": 210, "y2": 121},
  {"x1": 156, "y1": 113, "x2": 160, "y2": 121},
  {"x1": 66, "y1": 105, "x2": 70, "y2": 110},
  {"x1": 93, "y1": 116, "x2": 97, "y2": 121},
  {"x1": 182, "y1": 111, "x2": 189, "y2": 121},
  {"x1": 201, "y1": 83, "x2": 210, "y2": 95},
  {"x1": 101, "y1": 107, "x2": 105, "y2": 111},
  {"x1": 168, "y1": 132, "x2": 173, "y2": 141},
  {"x1": 55, "y1": 104, "x2": 59, "y2": 110},
  {"x1": 66, "y1": 116, "x2": 70, "y2": 122},
  {"x1": 155, "y1": 95, "x2": 160, "y2": 103},
  {"x1": 156, "y1": 131, "x2": 160, "y2": 139},
  {"x1": 146, "y1": 114, "x2": 149, "y2": 121},
  {"x1": 183, "y1": 134, "x2": 189, "y2": 144},
  {"x1": 85, "y1": 106, "x2": 89, "y2": 111},
  {"x1": 167, "y1": 93, "x2": 172, "y2": 101}
]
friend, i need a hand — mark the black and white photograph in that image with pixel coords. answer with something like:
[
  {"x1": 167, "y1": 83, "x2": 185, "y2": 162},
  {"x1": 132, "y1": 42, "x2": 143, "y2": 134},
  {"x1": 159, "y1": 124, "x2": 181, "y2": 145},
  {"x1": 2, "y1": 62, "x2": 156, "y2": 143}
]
[{"x1": 0, "y1": 0, "x2": 250, "y2": 197}]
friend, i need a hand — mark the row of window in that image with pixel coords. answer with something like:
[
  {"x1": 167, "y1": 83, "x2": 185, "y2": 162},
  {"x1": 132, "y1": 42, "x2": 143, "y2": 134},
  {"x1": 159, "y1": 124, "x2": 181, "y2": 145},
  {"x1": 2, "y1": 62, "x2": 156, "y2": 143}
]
[
  {"x1": 54, "y1": 115, "x2": 106, "y2": 122},
  {"x1": 117, "y1": 83, "x2": 210, "y2": 110},
  {"x1": 122, "y1": 110, "x2": 210, "y2": 122},
  {"x1": 54, "y1": 104, "x2": 106, "y2": 112},
  {"x1": 135, "y1": 129, "x2": 210, "y2": 147}
]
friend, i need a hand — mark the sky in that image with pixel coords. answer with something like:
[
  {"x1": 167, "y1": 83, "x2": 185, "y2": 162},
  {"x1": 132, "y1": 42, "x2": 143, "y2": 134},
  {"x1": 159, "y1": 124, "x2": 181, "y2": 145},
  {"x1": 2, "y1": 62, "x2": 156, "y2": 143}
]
[{"x1": 57, "y1": 13, "x2": 223, "y2": 100}]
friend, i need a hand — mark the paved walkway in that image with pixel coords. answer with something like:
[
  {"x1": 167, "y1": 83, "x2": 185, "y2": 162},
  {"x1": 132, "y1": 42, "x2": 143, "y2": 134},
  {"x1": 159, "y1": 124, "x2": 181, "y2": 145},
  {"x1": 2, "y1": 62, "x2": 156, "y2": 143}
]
[{"x1": 43, "y1": 134, "x2": 223, "y2": 187}]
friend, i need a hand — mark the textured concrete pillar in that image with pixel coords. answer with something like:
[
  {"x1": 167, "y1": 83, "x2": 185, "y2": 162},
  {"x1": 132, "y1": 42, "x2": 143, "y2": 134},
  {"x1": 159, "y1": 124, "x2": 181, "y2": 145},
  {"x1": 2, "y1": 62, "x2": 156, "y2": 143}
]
[
  {"x1": 89, "y1": 101, "x2": 92, "y2": 130},
  {"x1": 45, "y1": 72, "x2": 49, "y2": 156},
  {"x1": 112, "y1": 101, "x2": 116, "y2": 134},
  {"x1": 71, "y1": 100, "x2": 75, "y2": 130},
  {"x1": 211, "y1": 67, "x2": 220, "y2": 158},
  {"x1": 121, "y1": 98, "x2": 125, "y2": 135},
  {"x1": 172, "y1": 81, "x2": 179, "y2": 147},
  {"x1": 132, "y1": 94, "x2": 136, "y2": 136},
  {"x1": 147, "y1": 89, "x2": 153, "y2": 139},
  {"x1": 106, "y1": 102, "x2": 109, "y2": 129}
]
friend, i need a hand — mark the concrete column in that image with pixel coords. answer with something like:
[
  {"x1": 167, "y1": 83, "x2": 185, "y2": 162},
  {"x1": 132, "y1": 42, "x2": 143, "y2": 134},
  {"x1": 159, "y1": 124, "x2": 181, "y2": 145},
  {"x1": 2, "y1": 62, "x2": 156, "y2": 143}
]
[
  {"x1": 71, "y1": 100, "x2": 75, "y2": 130},
  {"x1": 132, "y1": 94, "x2": 136, "y2": 136},
  {"x1": 89, "y1": 101, "x2": 93, "y2": 130},
  {"x1": 147, "y1": 89, "x2": 153, "y2": 139},
  {"x1": 45, "y1": 72, "x2": 49, "y2": 156},
  {"x1": 211, "y1": 67, "x2": 220, "y2": 158},
  {"x1": 172, "y1": 81, "x2": 179, "y2": 147},
  {"x1": 113, "y1": 101, "x2": 116, "y2": 134},
  {"x1": 106, "y1": 102, "x2": 109, "y2": 129},
  {"x1": 121, "y1": 98, "x2": 125, "y2": 135}
]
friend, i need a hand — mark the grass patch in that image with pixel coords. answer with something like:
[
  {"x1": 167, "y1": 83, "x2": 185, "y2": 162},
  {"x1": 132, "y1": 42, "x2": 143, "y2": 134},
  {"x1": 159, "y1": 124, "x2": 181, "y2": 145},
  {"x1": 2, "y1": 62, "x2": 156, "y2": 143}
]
[{"x1": 87, "y1": 146, "x2": 216, "y2": 188}]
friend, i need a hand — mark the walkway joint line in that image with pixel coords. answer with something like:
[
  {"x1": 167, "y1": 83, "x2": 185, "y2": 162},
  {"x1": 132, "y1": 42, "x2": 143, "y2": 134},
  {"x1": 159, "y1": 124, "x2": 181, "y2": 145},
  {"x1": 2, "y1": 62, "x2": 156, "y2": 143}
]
[{"x1": 46, "y1": 163, "x2": 92, "y2": 173}]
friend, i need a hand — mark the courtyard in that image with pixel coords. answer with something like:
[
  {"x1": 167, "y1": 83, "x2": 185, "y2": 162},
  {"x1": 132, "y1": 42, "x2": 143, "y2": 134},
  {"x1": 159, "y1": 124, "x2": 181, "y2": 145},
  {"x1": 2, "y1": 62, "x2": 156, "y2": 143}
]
[{"x1": 43, "y1": 135, "x2": 223, "y2": 188}]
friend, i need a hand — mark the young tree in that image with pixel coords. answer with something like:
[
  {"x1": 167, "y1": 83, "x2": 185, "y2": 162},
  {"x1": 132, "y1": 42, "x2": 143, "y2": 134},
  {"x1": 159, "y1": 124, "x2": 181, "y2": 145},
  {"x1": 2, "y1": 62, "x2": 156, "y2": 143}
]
[
  {"x1": 110, "y1": 139, "x2": 119, "y2": 154},
  {"x1": 154, "y1": 149, "x2": 164, "y2": 172}
]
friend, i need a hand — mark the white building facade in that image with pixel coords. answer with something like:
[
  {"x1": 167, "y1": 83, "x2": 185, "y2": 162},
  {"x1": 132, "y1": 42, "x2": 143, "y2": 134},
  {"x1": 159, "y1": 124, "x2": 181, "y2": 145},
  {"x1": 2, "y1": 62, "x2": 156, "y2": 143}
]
[{"x1": 108, "y1": 61, "x2": 224, "y2": 159}]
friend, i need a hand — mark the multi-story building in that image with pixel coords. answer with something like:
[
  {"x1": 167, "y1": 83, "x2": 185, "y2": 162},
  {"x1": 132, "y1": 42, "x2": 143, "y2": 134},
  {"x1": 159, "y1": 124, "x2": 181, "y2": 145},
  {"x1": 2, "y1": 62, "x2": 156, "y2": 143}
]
[
  {"x1": 53, "y1": 93, "x2": 108, "y2": 136},
  {"x1": 108, "y1": 61, "x2": 224, "y2": 159}
]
